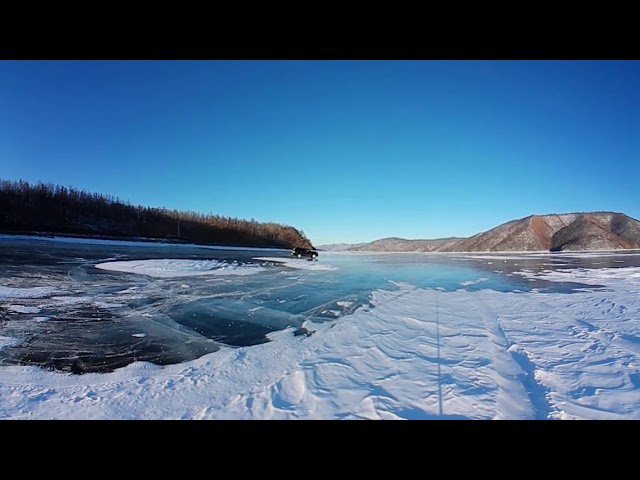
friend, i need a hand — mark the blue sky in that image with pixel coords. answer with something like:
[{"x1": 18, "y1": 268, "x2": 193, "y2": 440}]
[{"x1": 1, "y1": 60, "x2": 639, "y2": 245}]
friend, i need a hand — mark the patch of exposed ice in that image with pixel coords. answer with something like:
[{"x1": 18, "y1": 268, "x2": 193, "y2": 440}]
[{"x1": 0, "y1": 286, "x2": 55, "y2": 299}]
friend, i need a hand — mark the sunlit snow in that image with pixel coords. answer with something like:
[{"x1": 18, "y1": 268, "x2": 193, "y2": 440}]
[{"x1": 95, "y1": 259, "x2": 267, "y2": 278}]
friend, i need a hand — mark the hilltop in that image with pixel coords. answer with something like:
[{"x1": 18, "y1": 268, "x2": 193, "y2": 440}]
[{"x1": 337, "y1": 212, "x2": 640, "y2": 253}]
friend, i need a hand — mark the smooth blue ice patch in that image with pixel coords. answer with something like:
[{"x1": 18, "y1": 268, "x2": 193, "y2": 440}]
[{"x1": 314, "y1": 253, "x2": 570, "y2": 294}]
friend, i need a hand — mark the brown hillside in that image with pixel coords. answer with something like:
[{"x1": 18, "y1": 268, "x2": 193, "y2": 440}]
[
  {"x1": 550, "y1": 213, "x2": 640, "y2": 251},
  {"x1": 352, "y1": 212, "x2": 640, "y2": 253},
  {"x1": 446, "y1": 212, "x2": 640, "y2": 252}
]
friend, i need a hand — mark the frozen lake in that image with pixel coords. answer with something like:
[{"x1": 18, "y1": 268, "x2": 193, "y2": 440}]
[
  {"x1": 2, "y1": 235, "x2": 640, "y2": 375},
  {"x1": 3, "y1": 236, "x2": 640, "y2": 419}
]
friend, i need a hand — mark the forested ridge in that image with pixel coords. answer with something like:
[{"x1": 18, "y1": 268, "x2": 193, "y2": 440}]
[{"x1": 0, "y1": 179, "x2": 313, "y2": 249}]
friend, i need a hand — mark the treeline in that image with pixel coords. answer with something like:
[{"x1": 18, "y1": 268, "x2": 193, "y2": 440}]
[{"x1": 0, "y1": 179, "x2": 313, "y2": 249}]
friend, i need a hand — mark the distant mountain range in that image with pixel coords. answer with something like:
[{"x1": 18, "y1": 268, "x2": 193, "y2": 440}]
[
  {"x1": 346, "y1": 237, "x2": 464, "y2": 252},
  {"x1": 318, "y1": 212, "x2": 640, "y2": 253}
]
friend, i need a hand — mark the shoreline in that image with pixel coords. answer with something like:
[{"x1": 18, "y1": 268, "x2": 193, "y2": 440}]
[
  {"x1": 0, "y1": 232, "x2": 291, "y2": 252},
  {"x1": 319, "y1": 248, "x2": 640, "y2": 256}
]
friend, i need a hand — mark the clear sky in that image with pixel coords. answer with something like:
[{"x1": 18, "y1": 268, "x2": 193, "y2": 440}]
[{"x1": 1, "y1": 60, "x2": 639, "y2": 245}]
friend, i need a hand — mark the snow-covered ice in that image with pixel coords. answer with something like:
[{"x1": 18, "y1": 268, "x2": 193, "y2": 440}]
[
  {"x1": 0, "y1": 286, "x2": 56, "y2": 300},
  {"x1": 6, "y1": 305, "x2": 41, "y2": 314},
  {"x1": 0, "y1": 336, "x2": 22, "y2": 350},
  {"x1": 95, "y1": 259, "x2": 267, "y2": 278},
  {"x1": 2, "y1": 261, "x2": 640, "y2": 419},
  {"x1": 3, "y1": 240, "x2": 640, "y2": 420}
]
